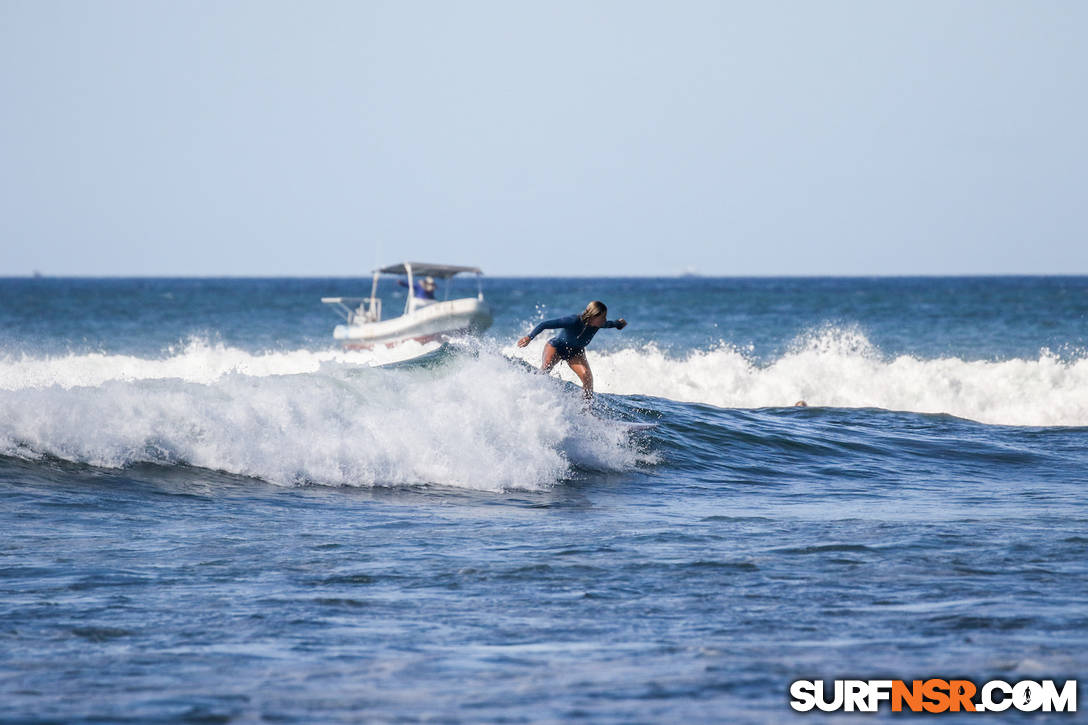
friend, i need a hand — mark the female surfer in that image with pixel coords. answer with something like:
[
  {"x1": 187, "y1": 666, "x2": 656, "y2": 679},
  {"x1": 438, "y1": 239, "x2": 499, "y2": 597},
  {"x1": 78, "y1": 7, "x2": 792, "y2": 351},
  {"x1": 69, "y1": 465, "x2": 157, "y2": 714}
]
[{"x1": 517, "y1": 300, "x2": 627, "y2": 400}]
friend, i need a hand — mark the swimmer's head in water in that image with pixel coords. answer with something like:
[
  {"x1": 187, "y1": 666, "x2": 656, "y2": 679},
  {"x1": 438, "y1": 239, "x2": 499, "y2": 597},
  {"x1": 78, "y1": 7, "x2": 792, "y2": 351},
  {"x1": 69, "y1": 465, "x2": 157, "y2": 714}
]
[{"x1": 580, "y1": 300, "x2": 607, "y2": 325}]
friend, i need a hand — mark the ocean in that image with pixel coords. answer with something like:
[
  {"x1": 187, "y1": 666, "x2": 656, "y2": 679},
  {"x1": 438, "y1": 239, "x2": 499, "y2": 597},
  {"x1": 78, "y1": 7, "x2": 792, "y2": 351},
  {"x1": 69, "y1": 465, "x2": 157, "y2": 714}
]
[{"x1": 1, "y1": 276, "x2": 1085, "y2": 723}]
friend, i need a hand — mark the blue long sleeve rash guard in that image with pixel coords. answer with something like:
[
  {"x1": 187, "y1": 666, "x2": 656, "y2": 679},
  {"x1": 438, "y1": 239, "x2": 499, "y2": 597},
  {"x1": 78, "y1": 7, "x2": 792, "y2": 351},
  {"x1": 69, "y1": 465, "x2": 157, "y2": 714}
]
[{"x1": 527, "y1": 315, "x2": 622, "y2": 349}]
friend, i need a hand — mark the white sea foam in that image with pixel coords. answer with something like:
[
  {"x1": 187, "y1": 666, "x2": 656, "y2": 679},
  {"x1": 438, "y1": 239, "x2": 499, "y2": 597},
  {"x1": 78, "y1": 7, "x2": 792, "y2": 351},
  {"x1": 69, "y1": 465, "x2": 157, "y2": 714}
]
[
  {"x1": 0, "y1": 338, "x2": 442, "y2": 390},
  {"x1": 508, "y1": 328, "x2": 1088, "y2": 427},
  {"x1": 0, "y1": 346, "x2": 644, "y2": 491}
]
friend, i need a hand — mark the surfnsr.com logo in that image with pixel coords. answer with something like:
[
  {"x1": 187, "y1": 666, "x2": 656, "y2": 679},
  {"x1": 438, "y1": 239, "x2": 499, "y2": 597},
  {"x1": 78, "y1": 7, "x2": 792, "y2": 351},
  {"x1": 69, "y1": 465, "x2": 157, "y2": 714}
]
[{"x1": 790, "y1": 679, "x2": 1077, "y2": 713}]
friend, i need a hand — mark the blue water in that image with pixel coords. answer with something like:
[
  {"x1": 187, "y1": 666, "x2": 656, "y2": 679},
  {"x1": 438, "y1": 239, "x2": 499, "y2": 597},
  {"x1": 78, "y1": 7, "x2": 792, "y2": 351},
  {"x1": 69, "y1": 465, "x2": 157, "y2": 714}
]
[{"x1": 1, "y1": 277, "x2": 1086, "y2": 722}]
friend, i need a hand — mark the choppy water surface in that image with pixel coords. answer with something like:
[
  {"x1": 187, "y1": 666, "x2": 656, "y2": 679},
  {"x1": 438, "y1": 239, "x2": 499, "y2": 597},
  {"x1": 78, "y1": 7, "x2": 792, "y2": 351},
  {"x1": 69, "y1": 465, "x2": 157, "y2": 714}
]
[{"x1": 1, "y1": 277, "x2": 1086, "y2": 722}]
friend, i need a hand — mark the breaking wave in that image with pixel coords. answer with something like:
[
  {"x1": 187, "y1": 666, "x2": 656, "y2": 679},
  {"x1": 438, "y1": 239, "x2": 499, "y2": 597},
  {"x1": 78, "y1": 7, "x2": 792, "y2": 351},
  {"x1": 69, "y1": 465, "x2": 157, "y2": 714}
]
[
  {"x1": 0, "y1": 343, "x2": 647, "y2": 491},
  {"x1": 2, "y1": 326, "x2": 1086, "y2": 490}
]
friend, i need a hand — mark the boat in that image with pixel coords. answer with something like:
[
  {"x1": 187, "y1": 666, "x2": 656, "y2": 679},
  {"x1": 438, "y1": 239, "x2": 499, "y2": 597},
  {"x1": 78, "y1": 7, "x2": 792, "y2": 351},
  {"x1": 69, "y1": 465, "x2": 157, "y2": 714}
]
[{"x1": 321, "y1": 262, "x2": 493, "y2": 350}]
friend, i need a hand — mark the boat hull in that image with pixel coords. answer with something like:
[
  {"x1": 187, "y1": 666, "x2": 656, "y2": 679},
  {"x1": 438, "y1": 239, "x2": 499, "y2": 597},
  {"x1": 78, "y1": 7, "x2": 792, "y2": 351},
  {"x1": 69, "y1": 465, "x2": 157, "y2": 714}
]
[{"x1": 333, "y1": 298, "x2": 492, "y2": 350}]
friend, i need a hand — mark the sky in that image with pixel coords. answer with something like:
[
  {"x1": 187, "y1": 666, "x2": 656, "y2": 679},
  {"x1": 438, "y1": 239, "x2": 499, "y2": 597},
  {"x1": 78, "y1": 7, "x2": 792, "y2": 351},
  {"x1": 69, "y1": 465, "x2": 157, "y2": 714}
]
[{"x1": 1, "y1": 0, "x2": 1085, "y2": 277}]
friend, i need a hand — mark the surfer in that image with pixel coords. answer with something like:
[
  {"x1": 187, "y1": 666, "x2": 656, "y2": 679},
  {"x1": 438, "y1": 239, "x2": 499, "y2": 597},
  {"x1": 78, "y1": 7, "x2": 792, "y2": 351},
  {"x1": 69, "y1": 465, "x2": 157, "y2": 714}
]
[{"x1": 517, "y1": 300, "x2": 627, "y2": 400}]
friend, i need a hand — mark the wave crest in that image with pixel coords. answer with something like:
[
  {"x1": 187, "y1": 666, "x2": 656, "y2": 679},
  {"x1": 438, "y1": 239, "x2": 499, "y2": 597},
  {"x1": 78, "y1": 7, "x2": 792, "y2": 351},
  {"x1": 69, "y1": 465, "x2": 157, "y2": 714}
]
[{"x1": 509, "y1": 328, "x2": 1088, "y2": 427}]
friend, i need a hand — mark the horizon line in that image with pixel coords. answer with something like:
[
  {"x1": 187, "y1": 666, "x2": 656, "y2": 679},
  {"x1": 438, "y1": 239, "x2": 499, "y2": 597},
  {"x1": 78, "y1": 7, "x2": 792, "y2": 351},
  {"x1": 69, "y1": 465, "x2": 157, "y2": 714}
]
[{"x1": 4, "y1": 272, "x2": 1088, "y2": 280}]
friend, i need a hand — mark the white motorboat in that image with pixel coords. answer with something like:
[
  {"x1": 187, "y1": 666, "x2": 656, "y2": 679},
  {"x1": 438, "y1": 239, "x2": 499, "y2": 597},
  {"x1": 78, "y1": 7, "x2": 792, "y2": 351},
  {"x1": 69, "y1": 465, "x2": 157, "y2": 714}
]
[{"x1": 321, "y1": 262, "x2": 493, "y2": 349}]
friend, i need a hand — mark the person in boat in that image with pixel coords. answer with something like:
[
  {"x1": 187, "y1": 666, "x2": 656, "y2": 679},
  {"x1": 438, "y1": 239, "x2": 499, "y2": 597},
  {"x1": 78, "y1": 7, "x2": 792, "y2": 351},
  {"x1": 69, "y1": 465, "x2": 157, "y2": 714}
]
[
  {"x1": 398, "y1": 276, "x2": 437, "y2": 300},
  {"x1": 517, "y1": 300, "x2": 627, "y2": 400}
]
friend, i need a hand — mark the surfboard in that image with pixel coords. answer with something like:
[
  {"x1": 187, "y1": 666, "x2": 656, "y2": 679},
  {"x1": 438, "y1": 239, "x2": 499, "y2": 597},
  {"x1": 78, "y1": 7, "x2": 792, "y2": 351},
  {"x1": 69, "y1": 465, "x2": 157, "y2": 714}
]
[
  {"x1": 597, "y1": 418, "x2": 658, "y2": 432},
  {"x1": 615, "y1": 421, "x2": 657, "y2": 431}
]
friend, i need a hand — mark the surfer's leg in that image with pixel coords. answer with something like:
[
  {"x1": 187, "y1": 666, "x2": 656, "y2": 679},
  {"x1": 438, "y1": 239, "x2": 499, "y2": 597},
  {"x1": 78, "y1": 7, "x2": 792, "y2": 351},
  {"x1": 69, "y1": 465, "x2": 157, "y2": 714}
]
[
  {"x1": 566, "y1": 352, "x2": 594, "y2": 400},
  {"x1": 541, "y1": 343, "x2": 560, "y2": 372}
]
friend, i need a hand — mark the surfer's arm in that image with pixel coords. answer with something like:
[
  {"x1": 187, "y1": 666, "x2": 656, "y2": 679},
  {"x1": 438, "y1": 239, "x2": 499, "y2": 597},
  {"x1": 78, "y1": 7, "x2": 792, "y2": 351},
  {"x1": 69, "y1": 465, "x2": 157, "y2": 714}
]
[
  {"x1": 605, "y1": 318, "x2": 627, "y2": 330},
  {"x1": 526, "y1": 315, "x2": 578, "y2": 341},
  {"x1": 517, "y1": 315, "x2": 578, "y2": 348}
]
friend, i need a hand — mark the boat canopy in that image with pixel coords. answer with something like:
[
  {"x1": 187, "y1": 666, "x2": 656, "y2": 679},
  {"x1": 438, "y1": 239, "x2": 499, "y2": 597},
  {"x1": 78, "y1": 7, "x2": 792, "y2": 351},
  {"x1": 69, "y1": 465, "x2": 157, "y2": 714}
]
[
  {"x1": 375, "y1": 262, "x2": 482, "y2": 279},
  {"x1": 376, "y1": 261, "x2": 483, "y2": 277}
]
